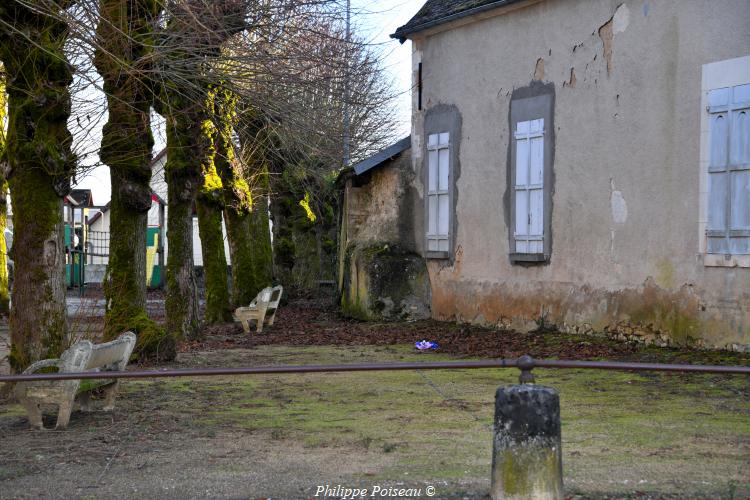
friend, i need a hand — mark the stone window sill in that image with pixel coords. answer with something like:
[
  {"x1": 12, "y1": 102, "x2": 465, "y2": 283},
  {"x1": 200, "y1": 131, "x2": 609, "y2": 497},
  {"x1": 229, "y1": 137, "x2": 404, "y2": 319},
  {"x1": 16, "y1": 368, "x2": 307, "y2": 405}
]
[
  {"x1": 510, "y1": 253, "x2": 548, "y2": 264},
  {"x1": 703, "y1": 254, "x2": 750, "y2": 268},
  {"x1": 425, "y1": 251, "x2": 450, "y2": 260}
]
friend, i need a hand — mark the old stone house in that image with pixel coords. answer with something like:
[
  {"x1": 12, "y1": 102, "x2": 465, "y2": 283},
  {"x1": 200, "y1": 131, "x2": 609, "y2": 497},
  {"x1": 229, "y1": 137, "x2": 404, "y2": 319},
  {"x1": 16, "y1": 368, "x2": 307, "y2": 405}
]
[
  {"x1": 368, "y1": 0, "x2": 750, "y2": 349},
  {"x1": 338, "y1": 137, "x2": 431, "y2": 320}
]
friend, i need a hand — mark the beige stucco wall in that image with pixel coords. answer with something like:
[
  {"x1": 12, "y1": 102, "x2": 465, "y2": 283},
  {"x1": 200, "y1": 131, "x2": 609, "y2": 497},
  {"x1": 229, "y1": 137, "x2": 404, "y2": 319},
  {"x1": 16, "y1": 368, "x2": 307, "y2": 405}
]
[
  {"x1": 410, "y1": 0, "x2": 750, "y2": 349},
  {"x1": 344, "y1": 154, "x2": 412, "y2": 247}
]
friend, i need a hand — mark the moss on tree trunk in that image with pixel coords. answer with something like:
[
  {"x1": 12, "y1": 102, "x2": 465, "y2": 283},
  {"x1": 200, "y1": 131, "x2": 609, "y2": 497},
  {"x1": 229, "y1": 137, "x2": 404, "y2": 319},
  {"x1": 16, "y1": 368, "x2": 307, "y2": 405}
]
[
  {"x1": 164, "y1": 109, "x2": 201, "y2": 340},
  {"x1": 0, "y1": 73, "x2": 10, "y2": 315},
  {"x1": 0, "y1": 179, "x2": 9, "y2": 316},
  {"x1": 196, "y1": 199, "x2": 231, "y2": 322},
  {"x1": 269, "y1": 170, "x2": 338, "y2": 296},
  {"x1": 225, "y1": 107, "x2": 272, "y2": 305},
  {"x1": 0, "y1": 2, "x2": 76, "y2": 372},
  {"x1": 222, "y1": 171, "x2": 272, "y2": 306},
  {"x1": 93, "y1": 0, "x2": 173, "y2": 360},
  {"x1": 195, "y1": 88, "x2": 231, "y2": 323}
]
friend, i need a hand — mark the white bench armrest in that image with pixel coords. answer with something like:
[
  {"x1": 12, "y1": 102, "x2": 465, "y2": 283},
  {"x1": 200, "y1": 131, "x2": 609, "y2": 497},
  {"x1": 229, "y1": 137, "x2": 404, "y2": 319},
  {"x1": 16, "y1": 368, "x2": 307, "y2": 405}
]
[{"x1": 22, "y1": 358, "x2": 60, "y2": 374}]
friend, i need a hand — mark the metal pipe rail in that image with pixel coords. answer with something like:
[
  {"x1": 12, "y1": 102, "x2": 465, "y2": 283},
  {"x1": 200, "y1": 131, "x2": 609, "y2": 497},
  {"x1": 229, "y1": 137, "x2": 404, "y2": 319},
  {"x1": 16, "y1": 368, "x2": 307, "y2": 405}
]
[{"x1": 1, "y1": 356, "x2": 748, "y2": 384}]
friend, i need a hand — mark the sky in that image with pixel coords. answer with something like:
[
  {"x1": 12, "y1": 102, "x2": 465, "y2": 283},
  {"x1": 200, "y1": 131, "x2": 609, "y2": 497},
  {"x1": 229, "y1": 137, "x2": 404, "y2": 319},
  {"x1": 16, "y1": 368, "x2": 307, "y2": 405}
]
[{"x1": 74, "y1": 1, "x2": 419, "y2": 205}]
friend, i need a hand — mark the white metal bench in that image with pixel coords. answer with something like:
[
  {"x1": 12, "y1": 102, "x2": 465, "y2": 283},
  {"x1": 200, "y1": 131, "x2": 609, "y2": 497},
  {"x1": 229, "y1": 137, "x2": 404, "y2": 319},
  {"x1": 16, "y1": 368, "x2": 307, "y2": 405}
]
[
  {"x1": 233, "y1": 285, "x2": 283, "y2": 333},
  {"x1": 14, "y1": 332, "x2": 136, "y2": 430}
]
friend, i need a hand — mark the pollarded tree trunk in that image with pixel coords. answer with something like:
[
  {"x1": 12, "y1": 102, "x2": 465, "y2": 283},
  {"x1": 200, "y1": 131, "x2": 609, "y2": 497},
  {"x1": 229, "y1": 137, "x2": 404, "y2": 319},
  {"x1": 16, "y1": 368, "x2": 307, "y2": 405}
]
[
  {"x1": 196, "y1": 199, "x2": 231, "y2": 322},
  {"x1": 222, "y1": 163, "x2": 273, "y2": 308},
  {"x1": 195, "y1": 87, "x2": 231, "y2": 323},
  {"x1": 0, "y1": 71, "x2": 10, "y2": 315},
  {"x1": 93, "y1": 0, "x2": 174, "y2": 360},
  {"x1": 156, "y1": 1, "x2": 245, "y2": 338},
  {"x1": 164, "y1": 110, "x2": 201, "y2": 340},
  {"x1": 0, "y1": 180, "x2": 10, "y2": 316},
  {"x1": 225, "y1": 107, "x2": 272, "y2": 306},
  {"x1": 0, "y1": 2, "x2": 76, "y2": 372},
  {"x1": 244, "y1": 164, "x2": 273, "y2": 297}
]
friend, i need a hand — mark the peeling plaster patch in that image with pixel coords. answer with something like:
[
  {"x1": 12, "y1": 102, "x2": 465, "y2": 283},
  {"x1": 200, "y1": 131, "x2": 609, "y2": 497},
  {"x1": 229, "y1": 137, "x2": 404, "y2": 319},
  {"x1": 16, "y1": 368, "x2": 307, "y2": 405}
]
[
  {"x1": 564, "y1": 67, "x2": 577, "y2": 88},
  {"x1": 610, "y1": 182, "x2": 628, "y2": 224},
  {"x1": 613, "y1": 4, "x2": 630, "y2": 34},
  {"x1": 599, "y1": 4, "x2": 628, "y2": 76},
  {"x1": 534, "y1": 57, "x2": 545, "y2": 81},
  {"x1": 598, "y1": 17, "x2": 614, "y2": 76}
]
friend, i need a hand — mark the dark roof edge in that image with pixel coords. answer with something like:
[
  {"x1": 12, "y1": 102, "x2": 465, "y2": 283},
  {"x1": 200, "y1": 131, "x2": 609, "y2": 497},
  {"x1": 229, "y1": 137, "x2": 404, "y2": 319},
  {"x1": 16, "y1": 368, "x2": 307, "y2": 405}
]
[
  {"x1": 353, "y1": 136, "x2": 411, "y2": 176},
  {"x1": 391, "y1": 0, "x2": 523, "y2": 41}
]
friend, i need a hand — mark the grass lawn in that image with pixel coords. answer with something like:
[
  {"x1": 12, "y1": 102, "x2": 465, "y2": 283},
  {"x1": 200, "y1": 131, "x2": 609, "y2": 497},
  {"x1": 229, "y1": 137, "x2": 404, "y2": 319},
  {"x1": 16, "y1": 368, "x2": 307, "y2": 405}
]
[{"x1": 2, "y1": 343, "x2": 747, "y2": 499}]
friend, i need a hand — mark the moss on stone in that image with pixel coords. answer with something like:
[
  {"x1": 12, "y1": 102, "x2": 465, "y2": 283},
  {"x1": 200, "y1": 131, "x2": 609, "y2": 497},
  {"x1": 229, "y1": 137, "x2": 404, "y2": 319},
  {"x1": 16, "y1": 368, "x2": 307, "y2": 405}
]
[{"x1": 340, "y1": 242, "x2": 430, "y2": 321}]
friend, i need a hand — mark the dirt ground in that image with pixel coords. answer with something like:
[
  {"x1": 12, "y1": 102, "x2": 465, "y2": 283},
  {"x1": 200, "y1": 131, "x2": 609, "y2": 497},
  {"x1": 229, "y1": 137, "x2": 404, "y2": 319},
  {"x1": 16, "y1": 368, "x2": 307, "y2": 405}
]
[{"x1": 1, "y1": 293, "x2": 749, "y2": 499}]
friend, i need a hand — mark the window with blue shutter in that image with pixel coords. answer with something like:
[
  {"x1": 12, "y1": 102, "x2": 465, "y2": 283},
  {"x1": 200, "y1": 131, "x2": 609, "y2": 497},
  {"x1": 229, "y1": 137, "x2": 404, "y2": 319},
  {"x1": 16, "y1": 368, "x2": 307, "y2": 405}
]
[
  {"x1": 707, "y1": 83, "x2": 750, "y2": 255},
  {"x1": 507, "y1": 84, "x2": 554, "y2": 263},
  {"x1": 514, "y1": 119, "x2": 545, "y2": 254},
  {"x1": 426, "y1": 132, "x2": 451, "y2": 253}
]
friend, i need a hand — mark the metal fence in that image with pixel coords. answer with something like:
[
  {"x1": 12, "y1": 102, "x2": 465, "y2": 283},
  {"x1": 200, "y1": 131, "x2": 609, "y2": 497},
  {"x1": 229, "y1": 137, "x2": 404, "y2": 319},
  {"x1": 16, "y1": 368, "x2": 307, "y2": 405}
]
[
  {"x1": 86, "y1": 230, "x2": 110, "y2": 262},
  {"x1": 2, "y1": 355, "x2": 749, "y2": 383}
]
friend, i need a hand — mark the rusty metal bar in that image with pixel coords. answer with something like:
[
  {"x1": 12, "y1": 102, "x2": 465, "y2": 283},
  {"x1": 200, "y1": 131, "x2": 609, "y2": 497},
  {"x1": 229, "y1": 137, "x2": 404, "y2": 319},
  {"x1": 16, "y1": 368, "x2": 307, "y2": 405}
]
[
  {"x1": 534, "y1": 359, "x2": 750, "y2": 373},
  {"x1": 0, "y1": 357, "x2": 748, "y2": 383}
]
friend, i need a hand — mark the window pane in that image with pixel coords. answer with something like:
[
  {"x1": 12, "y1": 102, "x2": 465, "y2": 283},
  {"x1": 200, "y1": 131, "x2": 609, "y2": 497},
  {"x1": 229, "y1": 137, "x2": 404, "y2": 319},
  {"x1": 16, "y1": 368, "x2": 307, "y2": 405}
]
[
  {"x1": 709, "y1": 87, "x2": 730, "y2": 107},
  {"x1": 707, "y1": 236, "x2": 728, "y2": 254},
  {"x1": 516, "y1": 120, "x2": 529, "y2": 134},
  {"x1": 428, "y1": 150, "x2": 438, "y2": 191},
  {"x1": 731, "y1": 170, "x2": 750, "y2": 230},
  {"x1": 529, "y1": 240, "x2": 543, "y2": 254},
  {"x1": 516, "y1": 240, "x2": 528, "y2": 253},
  {"x1": 708, "y1": 172, "x2": 727, "y2": 230},
  {"x1": 427, "y1": 238, "x2": 438, "y2": 252},
  {"x1": 734, "y1": 84, "x2": 750, "y2": 104},
  {"x1": 515, "y1": 190, "x2": 528, "y2": 236},
  {"x1": 438, "y1": 148, "x2": 449, "y2": 190},
  {"x1": 729, "y1": 237, "x2": 750, "y2": 255},
  {"x1": 439, "y1": 132, "x2": 450, "y2": 146},
  {"x1": 530, "y1": 137, "x2": 544, "y2": 185},
  {"x1": 438, "y1": 194, "x2": 449, "y2": 236},
  {"x1": 710, "y1": 114, "x2": 728, "y2": 168},
  {"x1": 530, "y1": 118, "x2": 544, "y2": 134},
  {"x1": 516, "y1": 139, "x2": 529, "y2": 186},
  {"x1": 438, "y1": 239, "x2": 449, "y2": 252},
  {"x1": 428, "y1": 195, "x2": 437, "y2": 235},
  {"x1": 731, "y1": 111, "x2": 749, "y2": 165},
  {"x1": 428, "y1": 134, "x2": 438, "y2": 147},
  {"x1": 530, "y1": 188, "x2": 544, "y2": 236}
]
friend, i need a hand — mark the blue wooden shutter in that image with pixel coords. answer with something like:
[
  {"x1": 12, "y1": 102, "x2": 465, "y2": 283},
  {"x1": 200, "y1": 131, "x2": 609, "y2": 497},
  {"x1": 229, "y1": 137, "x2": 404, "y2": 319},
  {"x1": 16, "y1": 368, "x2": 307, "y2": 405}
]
[
  {"x1": 514, "y1": 119, "x2": 544, "y2": 253},
  {"x1": 427, "y1": 132, "x2": 450, "y2": 252},
  {"x1": 708, "y1": 83, "x2": 750, "y2": 254}
]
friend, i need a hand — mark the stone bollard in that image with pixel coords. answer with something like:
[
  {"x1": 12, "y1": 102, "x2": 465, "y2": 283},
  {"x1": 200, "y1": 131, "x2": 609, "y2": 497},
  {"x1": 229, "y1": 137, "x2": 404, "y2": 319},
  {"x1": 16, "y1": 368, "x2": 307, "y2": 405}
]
[{"x1": 490, "y1": 383, "x2": 563, "y2": 500}]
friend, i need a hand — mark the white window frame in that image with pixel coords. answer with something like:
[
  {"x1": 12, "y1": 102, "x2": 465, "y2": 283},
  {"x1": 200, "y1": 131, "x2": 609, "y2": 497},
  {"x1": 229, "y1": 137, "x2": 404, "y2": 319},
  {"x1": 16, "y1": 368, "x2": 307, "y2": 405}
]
[
  {"x1": 426, "y1": 132, "x2": 451, "y2": 254},
  {"x1": 699, "y1": 55, "x2": 750, "y2": 267}
]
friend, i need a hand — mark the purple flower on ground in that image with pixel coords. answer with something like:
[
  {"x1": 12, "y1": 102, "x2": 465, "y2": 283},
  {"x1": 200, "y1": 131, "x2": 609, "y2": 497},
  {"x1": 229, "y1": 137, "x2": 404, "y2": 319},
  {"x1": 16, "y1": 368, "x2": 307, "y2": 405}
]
[{"x1": 415, "y1": 340, "x2": 439, "y2": 350}]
